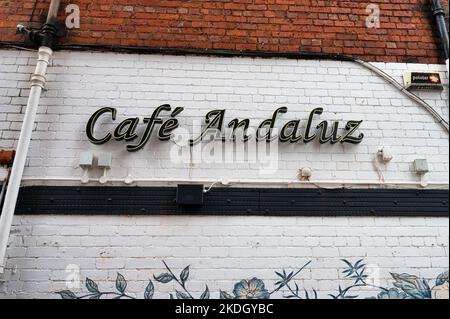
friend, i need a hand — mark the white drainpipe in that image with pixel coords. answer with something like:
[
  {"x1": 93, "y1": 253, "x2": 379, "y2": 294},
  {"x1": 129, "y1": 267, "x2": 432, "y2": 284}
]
[{"x1": 0, "y1": 47, "x2": 53, "y2": 275}]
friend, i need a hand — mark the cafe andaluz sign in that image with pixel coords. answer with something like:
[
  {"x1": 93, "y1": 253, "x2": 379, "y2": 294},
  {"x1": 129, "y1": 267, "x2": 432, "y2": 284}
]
[{"x1": 86, "y1": 105, "x2": 364, "y2": 152}]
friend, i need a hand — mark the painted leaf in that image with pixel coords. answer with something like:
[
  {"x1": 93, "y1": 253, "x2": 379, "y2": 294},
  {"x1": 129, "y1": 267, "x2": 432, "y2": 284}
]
[
  {"x1": 200, "y1": 286, "x2": 210, "y2": 299},
  {"x1": 287, "y1": 271, "x2": 294, "y2": 281},
  {"x1": 154, "y1": 273, "x2": 174, "y2": 283},
  {"x1": 391, "y1": 273, "x2": 431, "y2": 299},
  {"x1": 343, "y1": 269, "x2": 352, "y2": 275},
  {"x1": 144, "y1": 280, "x2": 154, "y2": 300},
  {"x1": 180, "y1": 266, "x2": 190, "y2": 284},
  {"x1": 354, "y1": 259, "x2": 365, "y2": 270},
  {"x1": 341, "y1": 259, "x2": 354, "y2": 269},
  {"x1": 116, "y1": 273, "x2": 127, "y2": 294},
  {"x1": 436, "y1": 271, "x2": 449, "y2": 286},
  {"x1": 86, "y1": 278, "x2": 99, "y2": 293},
  {"x1": 275, "y1": 271, "x2": 285, "y2": 279},
  {"x1": 57, "y1": 290, "x2": 77, "y2": 299},
  {"x1": 176, "y1": 290, "x2": 191, "y2": 300},
  {"x1": 220, "y1": 290, "x2": 234, "y2": 299},
  {"x1": 341, "y1": 260, "x2": 355, "y2": 276},
  {"x1": 352, "y1": 269, "x2": 368, "y2": 284}
]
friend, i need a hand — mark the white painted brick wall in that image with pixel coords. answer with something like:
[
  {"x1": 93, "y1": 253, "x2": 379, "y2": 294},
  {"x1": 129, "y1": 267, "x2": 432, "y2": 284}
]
[
  {"x1": 0, "y1": 49, "x2": 448, "y2": 299},
  {"x1": 0, "y1": 216, "x2": 447, "y2": 299},
  {"x1": 0, "y1": 49, "x2": 448, "y2": 183}
]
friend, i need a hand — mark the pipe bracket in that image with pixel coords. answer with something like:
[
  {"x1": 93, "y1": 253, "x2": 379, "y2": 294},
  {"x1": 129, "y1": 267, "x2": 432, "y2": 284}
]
[{"x1": 30, "y1": 74, "x2": 47, "y2": 89}]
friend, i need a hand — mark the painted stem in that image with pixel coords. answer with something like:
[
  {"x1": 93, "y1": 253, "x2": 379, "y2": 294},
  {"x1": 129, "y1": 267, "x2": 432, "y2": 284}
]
[
  {"x1": 337, "y1": 282, "x2": 389, "y2": 299},
  {"x1": 162, "y1": 260, "x2": 195, "y2": 299},
  {"x1": 270, "y1": 260, "x2": 312, "y2": 296},
  {"x1": 76, "y1": 291, "x2": 136, "y2": 299}
]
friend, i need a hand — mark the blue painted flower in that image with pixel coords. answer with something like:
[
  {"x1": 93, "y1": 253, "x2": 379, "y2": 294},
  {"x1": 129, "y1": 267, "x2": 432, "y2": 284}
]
[
  {"x1": 432, "y1": 271, "x2": 449, "y2": 299},
  {"x1": 432, "y1": 282, "x2": 449, "y2": 299},
  {"x1": 391, "y1": 273, "x2": 431, "y2": 299},
  {"x1": 233, "y1": 278, "x2": 270, "y2": 299},
  {"x1": 376, "y1": 288, "x2": 409, "y2": 299}
]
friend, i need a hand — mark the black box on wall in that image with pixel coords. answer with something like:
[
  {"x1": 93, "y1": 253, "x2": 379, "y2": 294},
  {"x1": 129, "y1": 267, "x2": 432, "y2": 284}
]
[{"x1": 176, "y1": 184, "x2": 204, "y2": 206}]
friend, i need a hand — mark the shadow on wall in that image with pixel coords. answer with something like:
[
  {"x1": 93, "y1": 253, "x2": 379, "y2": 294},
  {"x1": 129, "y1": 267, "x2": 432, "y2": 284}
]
[{"x1": 57, "y1": 258, "x2": 449, "y2": 300}]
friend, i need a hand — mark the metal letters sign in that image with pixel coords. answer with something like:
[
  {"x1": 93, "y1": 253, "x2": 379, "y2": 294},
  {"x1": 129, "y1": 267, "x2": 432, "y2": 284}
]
[{"x1": 86, "y1": 105, "x2": 364, "y2": 152}]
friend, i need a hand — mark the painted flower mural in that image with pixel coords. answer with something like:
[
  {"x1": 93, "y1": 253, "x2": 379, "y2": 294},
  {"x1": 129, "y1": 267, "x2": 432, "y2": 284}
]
[
  {"x1": 431, "y1": 271, "x2": 449, "y2": 300},
  {"x1": 373, "y1": 288, "x2": 409, "y2": 300},
  {"x1": 57, "y1": 259, "x2": 449, "y2": 300},
  {"x1": 232, "y1": 278, "x2": 270, "y2": 299}
]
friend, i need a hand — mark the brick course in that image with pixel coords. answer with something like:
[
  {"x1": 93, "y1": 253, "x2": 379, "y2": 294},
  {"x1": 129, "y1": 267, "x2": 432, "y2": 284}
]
[{"x1": 0, "y1": 0, "x2": 448, "y2": 64}]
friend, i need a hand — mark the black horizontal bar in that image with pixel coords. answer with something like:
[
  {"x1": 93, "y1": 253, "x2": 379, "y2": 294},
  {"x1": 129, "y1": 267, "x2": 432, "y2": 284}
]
[{"x1": 11, "y1": 186, "x2": 449, "y2": 217}]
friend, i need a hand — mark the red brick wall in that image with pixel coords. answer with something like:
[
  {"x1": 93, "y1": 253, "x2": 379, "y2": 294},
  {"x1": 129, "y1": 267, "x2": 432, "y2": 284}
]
[{"x1": 0, "y1": 0, "x2": 448, "y2": 63}]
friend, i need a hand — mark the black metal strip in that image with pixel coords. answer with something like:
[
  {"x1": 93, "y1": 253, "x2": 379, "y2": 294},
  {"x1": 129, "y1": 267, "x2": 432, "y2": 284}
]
[{"x1": 12, "y1": 186, "x2": 449, "y2": 217}]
